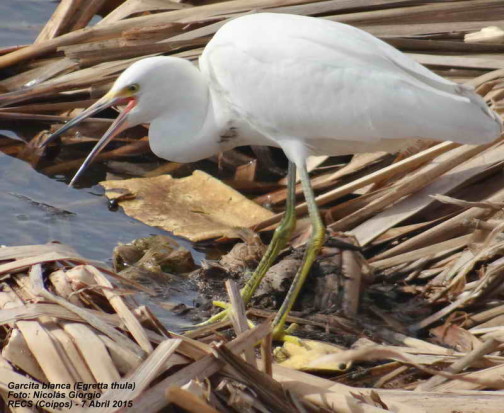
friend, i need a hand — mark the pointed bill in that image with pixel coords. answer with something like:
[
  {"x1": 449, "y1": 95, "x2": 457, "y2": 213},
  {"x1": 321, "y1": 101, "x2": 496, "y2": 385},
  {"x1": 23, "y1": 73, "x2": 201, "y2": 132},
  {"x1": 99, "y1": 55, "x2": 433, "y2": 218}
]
[
  {"x1": 69, "y1": 99, "x2": 136, "y2": 186},
  {"x1": 40, "y1": 94, "x2": 127, "y2": 148},
  {"x1": 40, "y1": 92, "x2": 137, "y2": 187}
]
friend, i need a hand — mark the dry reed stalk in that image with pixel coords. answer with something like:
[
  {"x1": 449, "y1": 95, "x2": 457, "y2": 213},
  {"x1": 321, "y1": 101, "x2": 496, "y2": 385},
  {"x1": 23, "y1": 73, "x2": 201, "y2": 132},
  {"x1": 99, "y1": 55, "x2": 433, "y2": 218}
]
[
  {"x1": 225, "y1": 280, "x2": 256, "y2": 366},
  {"x1": 255, "y1": 141, "x2": 457, "y2": 230},
  {"x1": 41, "y1": 139, "x2": 149, "y2": 175},
  {"x1": 1, "y1": 1, "x2": 504, "y2": 411},
  {"x1": 126, "y1": 321, "x2": 272, "y2": 412},
  {"x1": 256, "y1": 152, "x2": 387, "y2": 206},
  {"x1": 0, "y1": 0, "x2": 323, "y2": 69},
  {"x1": 86, "y1": 265, "x2": 153, "y2": 353},
  {"x1": 435, "y1": 362, "x2": 504, "y2": 391},
  {"x1": 465, "y1": 304, "x2": 504, "y2": 329},
  {"x1": 99, "y1": 1, "x2": 189, "y2": 26},
  {"x1": 332, "y1": 0, "x2": 504, "y2": 27},
  {"x1": 260, "y1": 332, "x2": 273, "y2": 377},
  {"x1": 415, "y1": 338, "x2": 500, "y2": 391},
  {"x1": 212, "y1": 344, "x2": 296, "y2": 412},
  {"x1": 0, "y1": 58, "x2": 78, "y2": 91},
  {"x1": 165, "y1": 387, "x2": 219, "y2": 413},
  {"x1": 64, "y1": 322, "x2": 122, "y2": 384},
  {"x1": 1, "y1": 328, "x2": 46, "y2": 382},
  {"x1": 1, "y1": 99, "x2": 96, "y2": 114},
  {"x1": 35, "y1": 0, "x2": 87, "y2": 43},
  {"x1": 87, "y1": 339, "x2": 182, "y2": 413},
  {"x1": 370, "y1": 234, "x2": 472, "y2": 271},
  {"x1": 347, "y1": 141, "x2": 504, "y2": 245},
  {"x1": 413, "y1": 253, "x2": 504, "y2": 332},
  {"x1": 274, "y1": 363, "x2": 504, "y2": 413},
  {"x1": 29, "y1": 264, "x2": 145, "y2": 357},
  {"x1": 341, "y1": 249, "x2": 362, "y2": 317}
]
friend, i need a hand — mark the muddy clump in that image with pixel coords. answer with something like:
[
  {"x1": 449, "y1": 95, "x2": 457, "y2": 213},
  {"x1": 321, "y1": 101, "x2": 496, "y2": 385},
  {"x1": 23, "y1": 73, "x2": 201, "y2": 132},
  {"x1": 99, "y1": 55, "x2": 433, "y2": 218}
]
[{"x1": 190, "y1": 232, "x2": 370, "y2": 327}]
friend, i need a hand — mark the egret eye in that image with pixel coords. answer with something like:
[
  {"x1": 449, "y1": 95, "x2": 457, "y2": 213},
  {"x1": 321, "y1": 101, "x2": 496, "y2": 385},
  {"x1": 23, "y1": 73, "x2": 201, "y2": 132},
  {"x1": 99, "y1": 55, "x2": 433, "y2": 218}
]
[{"x1": 127, "y1": 83, "x2": 139, "y2": 93}]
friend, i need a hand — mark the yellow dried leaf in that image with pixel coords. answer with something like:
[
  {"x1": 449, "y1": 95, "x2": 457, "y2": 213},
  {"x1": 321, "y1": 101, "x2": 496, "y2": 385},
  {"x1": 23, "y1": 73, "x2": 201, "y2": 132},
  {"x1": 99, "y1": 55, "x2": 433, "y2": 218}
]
[
  {"x1": 100, "y1": 171, "x2": 274, "y2": 242},
  {"x1": 275, "y1": 339, "x2": 350, "y2": 372}
]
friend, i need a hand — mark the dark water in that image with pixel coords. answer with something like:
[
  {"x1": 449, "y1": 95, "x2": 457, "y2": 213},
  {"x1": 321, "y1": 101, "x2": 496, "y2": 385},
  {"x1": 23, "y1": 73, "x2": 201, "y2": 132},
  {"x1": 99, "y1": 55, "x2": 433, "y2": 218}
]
[
  {"x1": 0, "y1": 1, "x2": 204, "y2": 263},
  {"x1": 0, "y1": 152, "x2": 201, "y2": 263},
  {"x1": 0, "y1": 3, "x2": 202, "y2": 325},
  {"x1": 0, "y1": 153, "x2": 201, "y2": 325}
]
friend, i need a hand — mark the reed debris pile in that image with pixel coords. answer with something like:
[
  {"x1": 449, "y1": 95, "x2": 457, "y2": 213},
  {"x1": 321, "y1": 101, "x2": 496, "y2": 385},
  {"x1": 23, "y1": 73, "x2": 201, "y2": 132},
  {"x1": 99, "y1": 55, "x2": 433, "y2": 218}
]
[{"x1": 1, "y1": 0, "x2": 504, "y2": 412}]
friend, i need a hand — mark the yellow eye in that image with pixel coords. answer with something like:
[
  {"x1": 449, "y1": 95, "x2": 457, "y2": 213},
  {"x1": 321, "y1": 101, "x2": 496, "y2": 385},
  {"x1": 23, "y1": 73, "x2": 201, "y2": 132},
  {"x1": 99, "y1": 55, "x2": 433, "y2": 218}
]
[{"x1": 127, "y1": 83, "x2": 139, "y2": 93}]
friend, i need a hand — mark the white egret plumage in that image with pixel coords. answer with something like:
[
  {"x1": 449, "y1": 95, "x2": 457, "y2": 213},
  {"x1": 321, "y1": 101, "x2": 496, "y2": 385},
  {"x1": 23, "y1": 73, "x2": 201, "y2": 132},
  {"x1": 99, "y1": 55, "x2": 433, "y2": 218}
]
[{"x1": 43, "y1": 13, "x2": 502, "y2": 337}]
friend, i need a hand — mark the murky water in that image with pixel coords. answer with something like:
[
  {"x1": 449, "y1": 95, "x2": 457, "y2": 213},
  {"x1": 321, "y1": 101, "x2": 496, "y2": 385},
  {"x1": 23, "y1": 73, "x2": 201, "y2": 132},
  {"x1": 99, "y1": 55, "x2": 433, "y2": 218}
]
[
  {"x1": 0, "y1": 2, "x2": 205, "y2": 262},
  {"x1": 0, "y1": 152, "x2": 201, "y2": 324},
  {"x1": 0, "y1": 2, "x2": 202, "y2": 325},
  {"x1": 0, "y1": 1, "x2": 57, "y2": 47},
  {"x1": 0, "y1": 151, "x2": 200, "y2": 262}
]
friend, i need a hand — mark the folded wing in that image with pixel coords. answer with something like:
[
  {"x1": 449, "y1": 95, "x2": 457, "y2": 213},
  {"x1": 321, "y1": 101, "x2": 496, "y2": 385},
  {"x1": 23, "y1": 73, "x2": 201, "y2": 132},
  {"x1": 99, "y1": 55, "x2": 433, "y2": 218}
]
[{"x1": 200, "y1": 13, "x2": 501, "y2": 148}]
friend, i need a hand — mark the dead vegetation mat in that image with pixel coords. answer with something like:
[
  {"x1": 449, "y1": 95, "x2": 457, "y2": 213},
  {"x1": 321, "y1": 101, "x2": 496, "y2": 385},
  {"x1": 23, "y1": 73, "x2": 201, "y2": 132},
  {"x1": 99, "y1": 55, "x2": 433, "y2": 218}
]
[{"x1": 2, "y1": 0, "x2": 504, "y2": 412}]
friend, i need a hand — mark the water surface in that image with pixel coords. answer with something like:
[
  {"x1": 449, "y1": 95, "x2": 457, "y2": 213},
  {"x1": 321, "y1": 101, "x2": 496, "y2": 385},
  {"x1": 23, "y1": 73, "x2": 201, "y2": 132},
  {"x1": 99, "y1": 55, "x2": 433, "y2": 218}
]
[
  {"x1": 0, "y1": 2, "x2": 202, "y2": 327},
  {"x1": 0, "y1": 152, "x2": 200, "y2": 262},
  {"x1": 0, "y1": 1, "x2": 57, "y2": 47}
]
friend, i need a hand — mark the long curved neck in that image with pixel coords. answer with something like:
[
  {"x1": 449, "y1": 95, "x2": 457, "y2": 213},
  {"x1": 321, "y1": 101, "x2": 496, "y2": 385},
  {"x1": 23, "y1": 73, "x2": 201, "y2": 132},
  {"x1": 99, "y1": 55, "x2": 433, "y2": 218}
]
[{"x1": 147, "y1": 66, "x2": 222, "y2": 163}]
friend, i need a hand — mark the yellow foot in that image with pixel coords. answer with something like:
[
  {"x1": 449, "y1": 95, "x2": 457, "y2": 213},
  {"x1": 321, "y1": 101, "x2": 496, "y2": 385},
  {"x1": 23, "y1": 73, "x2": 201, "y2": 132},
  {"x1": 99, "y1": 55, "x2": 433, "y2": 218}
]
[
  {"x1": 196, "y1": 303, "x2": 304, "y2": 345},
  {"x1": 192, "y1": 301, "x2": 231, "y2": 327},
  {"x1": 193, "y1": 300, "x2": 255, "y2": 329},
  {"x1": 193, "y1": 303, "x2": 304, "y2": 348},
  {"x1": 212, "y1": 300, "x2": 230, "y2": 310},
  {"x1": 274, "y1": 338, "x2": 351, "y2": 372},
  {"x1": 202, "y1": 303, "x2": 303, "y2": 345},
  {"x1": 272, "y1": 323, "x2": 305, "y2": 345}
]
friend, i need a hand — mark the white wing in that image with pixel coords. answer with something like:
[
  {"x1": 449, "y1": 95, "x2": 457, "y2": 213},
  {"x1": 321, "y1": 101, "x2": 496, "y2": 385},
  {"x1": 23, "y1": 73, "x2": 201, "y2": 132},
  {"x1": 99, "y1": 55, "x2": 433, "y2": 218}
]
[{"x1": 200, "y1": 13, "x2": 501, "y2": 153}]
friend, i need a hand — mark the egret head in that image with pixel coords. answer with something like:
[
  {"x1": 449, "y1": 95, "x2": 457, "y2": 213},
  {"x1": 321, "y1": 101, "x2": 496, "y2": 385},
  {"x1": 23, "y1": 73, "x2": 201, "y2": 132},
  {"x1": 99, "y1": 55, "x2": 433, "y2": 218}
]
[{"x1": 42, "y1": 56, "x2": 192, "y2": 186}]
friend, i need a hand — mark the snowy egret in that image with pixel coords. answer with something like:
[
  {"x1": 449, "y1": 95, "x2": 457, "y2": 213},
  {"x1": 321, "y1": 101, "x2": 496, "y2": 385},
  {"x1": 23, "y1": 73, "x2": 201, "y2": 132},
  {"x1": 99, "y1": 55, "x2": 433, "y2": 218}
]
[{"x1": 43, "y1": 13, "x2": 502, "y2": 338}]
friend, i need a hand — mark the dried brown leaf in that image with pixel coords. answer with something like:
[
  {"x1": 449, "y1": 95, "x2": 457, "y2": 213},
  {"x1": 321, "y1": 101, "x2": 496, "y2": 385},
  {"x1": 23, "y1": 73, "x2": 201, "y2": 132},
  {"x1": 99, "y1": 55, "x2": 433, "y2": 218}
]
[{"x1": 101, "y1": 171, "x2": 273, "y2": 241}]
